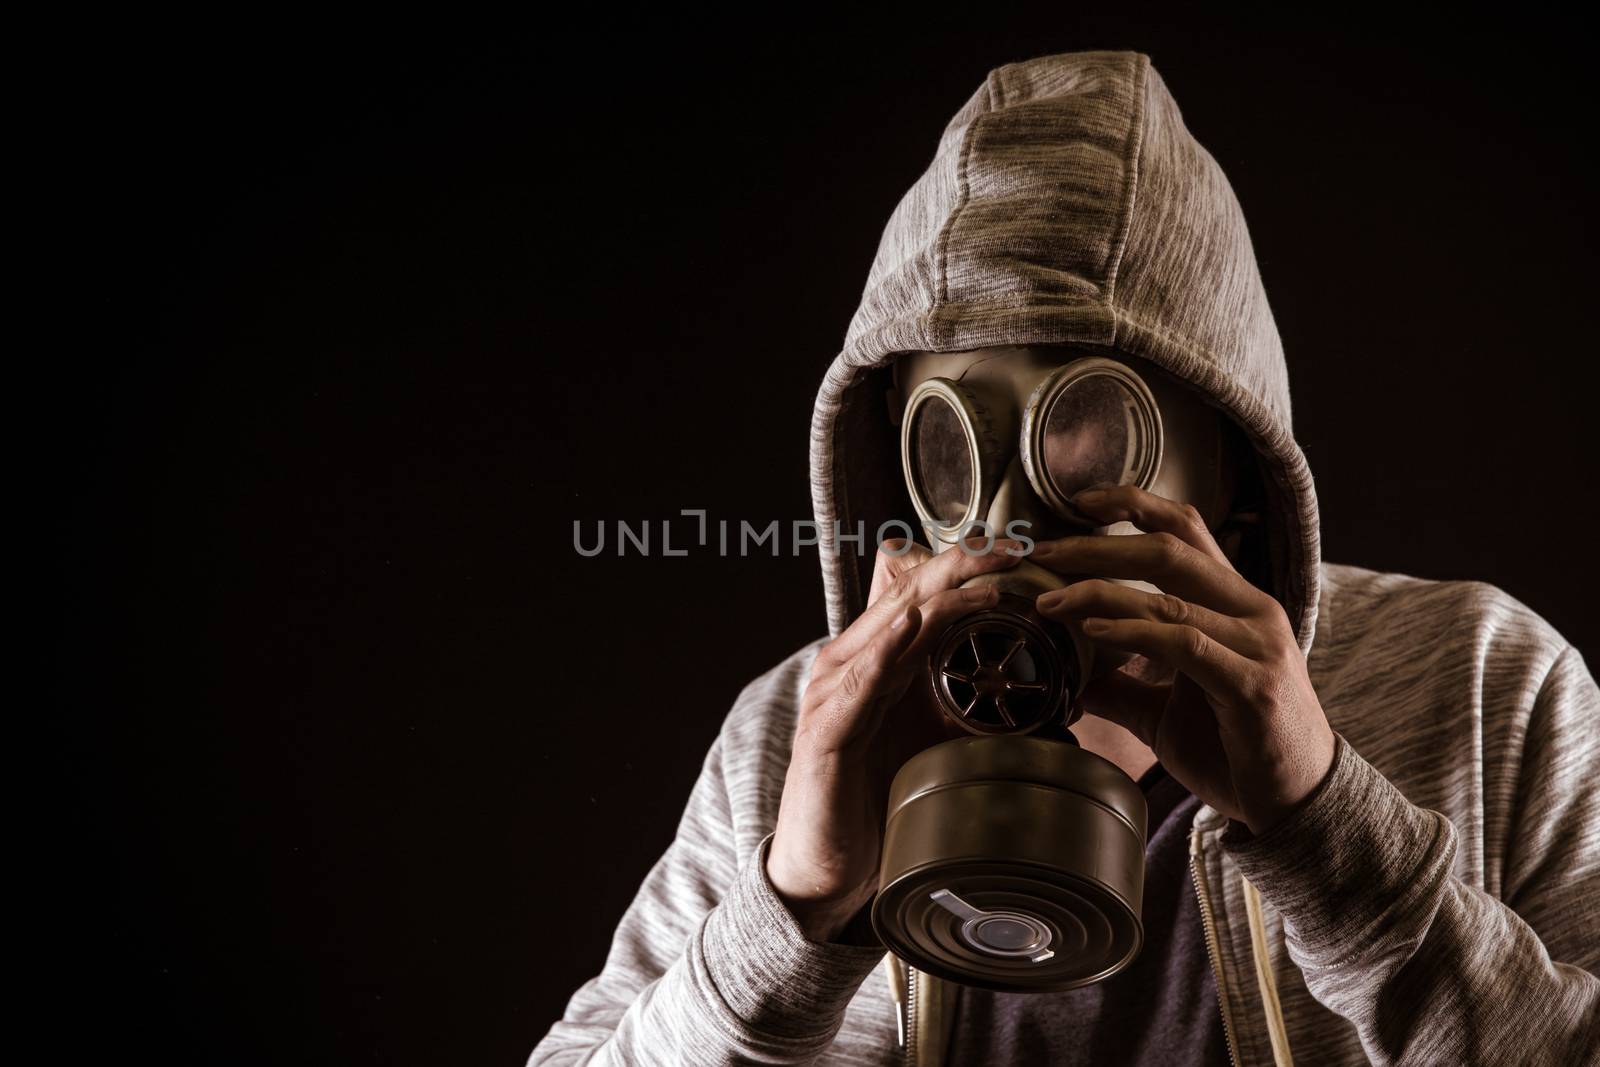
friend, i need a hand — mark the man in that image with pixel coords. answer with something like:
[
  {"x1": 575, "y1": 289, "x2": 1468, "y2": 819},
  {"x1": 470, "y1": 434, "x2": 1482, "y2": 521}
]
[{"x1": 530, "y1": 50, "x2": 1599, "y2": 1065}]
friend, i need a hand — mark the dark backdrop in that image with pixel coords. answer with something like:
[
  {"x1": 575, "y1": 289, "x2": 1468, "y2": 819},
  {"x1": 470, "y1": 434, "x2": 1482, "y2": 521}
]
[{"x1": 54, "y1": 19, "x2": 1595, "y2": 1067}]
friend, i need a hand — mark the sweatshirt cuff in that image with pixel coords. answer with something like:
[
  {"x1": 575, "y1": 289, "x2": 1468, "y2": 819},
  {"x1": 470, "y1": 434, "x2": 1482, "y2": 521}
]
[
  {"x1": 1219, "y1": 731, "x2": 1455, "y2": 956},
  {"x1": 698, "y1": 832, "x2": 887, "y2": 1039}
]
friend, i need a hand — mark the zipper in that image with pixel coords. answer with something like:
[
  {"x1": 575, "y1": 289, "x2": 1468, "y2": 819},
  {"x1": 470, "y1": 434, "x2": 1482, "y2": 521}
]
[
  {"x1": 903, "y1": 964, "x2": 917, "y2": 1066},
  {"x1": 1190, "y1": 826, "x2": 1241, "y2": 1067}
]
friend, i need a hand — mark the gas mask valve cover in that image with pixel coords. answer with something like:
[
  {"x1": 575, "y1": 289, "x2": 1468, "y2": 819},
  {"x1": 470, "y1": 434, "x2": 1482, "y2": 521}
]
[{"x1": 929, "y1": 591, "x2": 1077, "y2": 736}]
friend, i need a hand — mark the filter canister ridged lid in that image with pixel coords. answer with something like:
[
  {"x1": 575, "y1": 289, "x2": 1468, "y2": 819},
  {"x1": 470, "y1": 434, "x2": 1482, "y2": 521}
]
[{"x1": 873, "y1": 736, "x2": 1148, "y2": 992}]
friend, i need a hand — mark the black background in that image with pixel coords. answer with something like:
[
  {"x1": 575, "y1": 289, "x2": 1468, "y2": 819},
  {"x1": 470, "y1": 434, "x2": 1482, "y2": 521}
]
[{"x1": 55, "y1": 19, "x2": 1594, "y2": 1066}]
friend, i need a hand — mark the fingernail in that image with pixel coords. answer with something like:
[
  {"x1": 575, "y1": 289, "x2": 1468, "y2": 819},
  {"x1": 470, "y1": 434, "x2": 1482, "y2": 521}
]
[
  {"x1": 965, "y1": 584, "x2": 999, "y2": 603},
  {"x1": 1081, "y1": 617, "x2": 1109, "y2": 633},
  {"x1": 1072, "y1": 488, "x2": 1109, "y2": 506}
]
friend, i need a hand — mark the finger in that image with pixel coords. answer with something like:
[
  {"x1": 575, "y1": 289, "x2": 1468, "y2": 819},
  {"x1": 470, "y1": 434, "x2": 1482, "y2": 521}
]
[
  {"x1": 869, "y1": 538, "x2": 933, "y2": 604},
  {"x1": 1037, "y1": 578, "x2": 1268, "y2": 658},
  {"x1": 1030, "y1": 531, "x2": 1273, "y2": 620},
  {"x1": 1073, "y1": 615, "x2": 1264, "y2": 731},
  {"x1": 871, "y1": 584, "x2": 1003, "y2": 705},
  {"x1": 825, "y1": 534, "x2": 1023, "y2": 666},
  {"x1": 897, "y1": 583, "x2": 1003, "y2": 671},
  {"x1": 805, "y1": 603, "x2": 926, "y2": 754},
  {"x1": 1077, "y1": 666, "x2": 1170, "y2": 747},
  {"x1": 1067, "y1": 483, "x2": 1230, "y2": 566},
  {"x1": 1082, "y1": 669, "x2": 1237, "y2": 807}
]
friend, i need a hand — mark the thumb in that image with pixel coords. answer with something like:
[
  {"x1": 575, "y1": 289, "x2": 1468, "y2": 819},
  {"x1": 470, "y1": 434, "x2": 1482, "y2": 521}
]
[{"x1": 1077, "y1": 666, "x2": 1168, "y2": 747}]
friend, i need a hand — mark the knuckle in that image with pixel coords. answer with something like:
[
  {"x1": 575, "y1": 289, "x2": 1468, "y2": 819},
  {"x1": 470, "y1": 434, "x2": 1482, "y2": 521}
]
[
  {"x1": 964, "y1": 581, "x2": 998, "y2": 601},
  {"x1": 1180, "y1": 624, "x2": 1210, "y2": 660},
  {"x1": 1251, "y1": 589, "x2": 1290, "y2": 623},
  {"x1": 874, "y1": 542, "x2": 911, "y2": 573},
  {"x1": 1059, "y1": 578, "x2": 1110, "y2": 611},
  {"x1": 1244, "y1": 669, "x2": 1284, "y2": 713},
  {"x1": 870, "y1": 548, "x2": 914, "y2": 601},
  {"x1": 1252, "y1": 596, "x2": 1299, "y2": 644},
  {"x1": 1155, "y1": 593, "x2": 1190, "y2": 626},
  {"x1": 1262, "y1": 635, "x2": 1301, "y2": 676},
  {"x1": 1149, "y1": 530, "x2": 1186, "y2": 567},
  {"x1": 1177, "y1": 502, "x2": 1206, "y2": 533},
  {"x1": 1081, "y1": 577, "x2": 1115, "y2": 598},
  {"x1": 837, "y1": 659, "x2": 873, "y2": 704}
]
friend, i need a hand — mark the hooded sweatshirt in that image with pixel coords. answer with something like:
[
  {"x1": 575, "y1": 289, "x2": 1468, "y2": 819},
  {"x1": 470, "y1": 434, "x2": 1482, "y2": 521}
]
[{"x1": 529, "y1": 50, "x2": 1600, "y2": 1066}]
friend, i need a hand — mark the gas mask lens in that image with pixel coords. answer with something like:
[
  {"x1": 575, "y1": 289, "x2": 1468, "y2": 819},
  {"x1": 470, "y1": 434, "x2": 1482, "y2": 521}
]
[
  {"x1": 909, "y1": 391, "x2": 975, "y2": 527},
  {"x1": 1029, "y1": 363, "x2": 1162, "y2": 510},
  {"x1": 902, "y1": 356, "x2": 1163, "y2": 538}
]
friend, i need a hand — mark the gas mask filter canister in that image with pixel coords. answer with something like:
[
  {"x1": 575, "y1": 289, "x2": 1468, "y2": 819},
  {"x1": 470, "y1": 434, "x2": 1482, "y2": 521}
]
[{"x1": 870, "y1": 354, "x2": 1170, "y2": 993}]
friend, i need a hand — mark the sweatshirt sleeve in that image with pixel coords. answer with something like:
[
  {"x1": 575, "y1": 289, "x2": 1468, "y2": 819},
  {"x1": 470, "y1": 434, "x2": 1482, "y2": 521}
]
[
  {"x1": 526, "y1": 727, "x2": 888, "y2": 1066},
  {"x1": 1220, "y1": 644, "x2": 1600, "y2": 1066}
]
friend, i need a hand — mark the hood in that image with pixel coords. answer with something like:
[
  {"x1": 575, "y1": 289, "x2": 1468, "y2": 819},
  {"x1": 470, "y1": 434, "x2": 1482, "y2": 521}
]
[{"x1": 809, "y1": 49, "x2": 1322, "y2": 657}]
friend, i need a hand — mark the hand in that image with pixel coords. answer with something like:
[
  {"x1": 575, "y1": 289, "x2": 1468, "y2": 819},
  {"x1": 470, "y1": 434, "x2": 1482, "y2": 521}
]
[
  {"x1": 767, "y1": 536, "x2": 1024, "y2": 941},
  {"x1": 1031, "y1": 485, "x2": 1335, "y2": 835}
]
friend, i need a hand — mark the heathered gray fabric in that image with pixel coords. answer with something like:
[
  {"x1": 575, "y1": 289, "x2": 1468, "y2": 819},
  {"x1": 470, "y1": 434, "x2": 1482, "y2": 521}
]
[
  {"x1": 1204, "y1": 572, "x2": 1600, "y2": 1066},
  {"x1": 530, "y1": 50, "x2": 1600, "y2": 1065}
]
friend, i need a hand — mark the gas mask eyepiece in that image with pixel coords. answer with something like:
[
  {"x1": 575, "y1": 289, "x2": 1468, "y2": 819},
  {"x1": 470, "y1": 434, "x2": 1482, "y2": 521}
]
[{"x1": 901, "y1": 355, "x2": 1164, "y2": 540}]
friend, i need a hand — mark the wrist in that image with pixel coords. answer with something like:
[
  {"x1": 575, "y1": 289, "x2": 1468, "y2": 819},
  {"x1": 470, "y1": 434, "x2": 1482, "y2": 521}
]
[
  {"x1": 700, "y1": 832, "x2": 893, "y2": 1044},
  {"x1": 1219, "y1": 734, "x2": 1455, "y2": 961},
  {"x1": 787, "y1": 897, "x2": 867, "y2": 944},
  {"x1": 765, "y1": 851, "x2": 874, "y2": 943},
  {"x1": 1242, "y1": 725, "x2": 1337, "y2": 836}
]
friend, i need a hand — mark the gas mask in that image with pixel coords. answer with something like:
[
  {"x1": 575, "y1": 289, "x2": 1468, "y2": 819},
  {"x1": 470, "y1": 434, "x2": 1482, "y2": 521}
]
[{"x1": 870, "y1": 343, "x2": 1253, "y2": 993}]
